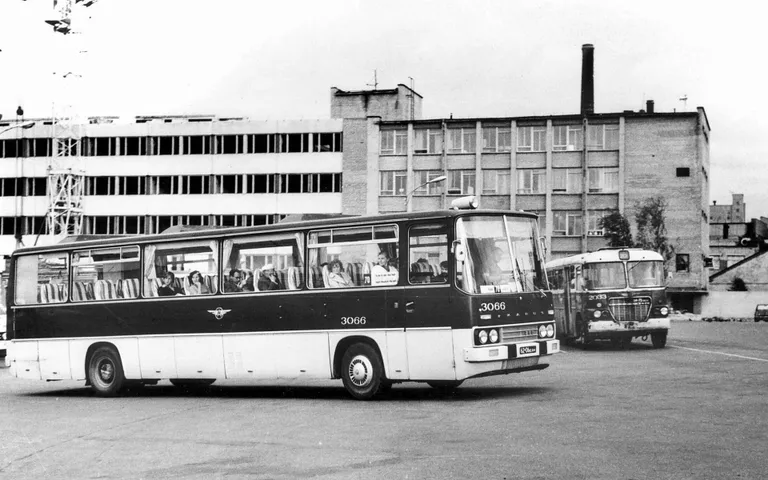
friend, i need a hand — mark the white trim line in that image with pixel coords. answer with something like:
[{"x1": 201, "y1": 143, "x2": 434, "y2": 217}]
[{"x1": 669, "y1": 345, "x2": 768, "y2": 363}]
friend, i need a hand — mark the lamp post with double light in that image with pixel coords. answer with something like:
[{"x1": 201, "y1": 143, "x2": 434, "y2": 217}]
[{"x1": 404, "y1": 175, "x2": 446, "y2": 211}]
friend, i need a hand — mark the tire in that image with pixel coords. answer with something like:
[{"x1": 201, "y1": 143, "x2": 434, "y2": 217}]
[
  {"x1": 651, "y1": 331, "x2": 667, "y2": 349},
  {"x1": 170, "y1": 379, "x2": 216, "y2": 388},
  {"x1": 340, "y1": 343, "x2": 384, "y2": 400},
  {"x1": 87, "y1": 346, "x2": 125, "y2": 397},
  {"x1": 427, "y1": 380, "x2": 464, "y2": 391}
]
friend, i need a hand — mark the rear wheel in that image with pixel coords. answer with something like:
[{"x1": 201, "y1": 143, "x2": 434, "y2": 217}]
[
  {"x1": 341, "y1": 343, "x2": 384, "y2": 400},
  {"x1": 651, "y1": 331, "x2": 667, "y2": 348},
  {"x1": 87, "y1": 346, "x2": 125, "y2": 397}
]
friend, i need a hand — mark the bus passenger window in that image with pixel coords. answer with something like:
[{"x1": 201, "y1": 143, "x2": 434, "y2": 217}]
[
  {"x1": 14, "y1": 253, "x2": 69, "y2": 305},
  {"x1": 72, "y1": 246, "x2": 140, "y2": 301},
  {"x1": 144, "y1": 240, "x2": 218, "y2": 297},
  {"x1": 408, "y1": 223, "x2": 448, "y2": 285},
  {"x1": 308, "y1": 224, "x2": 399, "y2": 289},
  {"x1": 222, "y1": 233, "x2": 304, "y2": 293}
]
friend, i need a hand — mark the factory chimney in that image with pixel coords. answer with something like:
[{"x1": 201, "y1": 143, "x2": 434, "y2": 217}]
[{"x1": 581, "y1": 44, "x2": 594, "y2": 115}]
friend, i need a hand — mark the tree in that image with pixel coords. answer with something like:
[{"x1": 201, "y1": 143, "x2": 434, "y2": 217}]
[
  {"x1": 728, "y1": 277, "x2": 748, "y2": 291},
  {"x1": 634, "y1": 196, "x2": 675, "y2": 262},
  {"x1": 598, "y1": 211, "x2": 633, "y2": 247}
]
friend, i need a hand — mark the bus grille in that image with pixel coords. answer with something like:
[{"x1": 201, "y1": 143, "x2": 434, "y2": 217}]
[
  {"x1": 500, "y1": 325, "x2": 539, "y2": 344},
  {"x1": 608, "y1": 297, "x2": 651, "y2": 322}
]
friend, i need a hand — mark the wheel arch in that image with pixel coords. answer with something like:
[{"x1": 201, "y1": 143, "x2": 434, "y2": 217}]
[{"x1": 332, "y1": 335, "x2": 385, "y2": 380}]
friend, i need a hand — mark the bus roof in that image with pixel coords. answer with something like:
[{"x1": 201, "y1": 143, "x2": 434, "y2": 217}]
[
  {"x1": 11, "y1": 209, "x2": 537, "y2": 256},
  {"x1": 545, "y1": 248, "x2": 664, "y2": 269}
]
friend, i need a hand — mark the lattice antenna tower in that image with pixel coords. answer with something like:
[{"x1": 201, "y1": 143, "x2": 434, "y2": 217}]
[{"x1": 44, "y1": 0, "x2": 97, "y2": 236}]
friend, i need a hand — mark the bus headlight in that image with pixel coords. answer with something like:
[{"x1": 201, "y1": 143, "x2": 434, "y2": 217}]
[
  {"x1": 593, "y1": 310, "x2": 602, "y2": 319},
  {"x1": 478, "y1": 330, "x2": 488, "y2": 344},
  {"x1": 546, "y1": 324, "x2": 554, "y2": 338},
  {"x1": 489, "y1": 329, "x2": 499, "y2": 343},
  {"x1": 538, "y1": 325, "x2": 547, "y2": 338},
  {"x1": 660, "y1": 307, "x2": 669, "y2": 316}
]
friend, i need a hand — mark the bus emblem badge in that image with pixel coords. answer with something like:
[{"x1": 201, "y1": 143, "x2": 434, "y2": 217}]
[{"x1": 207, "y1": 307, "x2": 232, "y2": 320}]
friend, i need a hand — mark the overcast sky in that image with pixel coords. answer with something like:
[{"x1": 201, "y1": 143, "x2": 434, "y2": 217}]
[{"x1": 1, "y1": 0, "x2": 766, "y2": 218}]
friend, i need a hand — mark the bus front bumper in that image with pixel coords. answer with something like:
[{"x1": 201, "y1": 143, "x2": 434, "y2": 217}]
[
  {"x1": 588, "y1": 317, "x2": 670, "y2": 334},
  {"x1": 463, "y1": 339, "x2": 559, "y2": 362}
]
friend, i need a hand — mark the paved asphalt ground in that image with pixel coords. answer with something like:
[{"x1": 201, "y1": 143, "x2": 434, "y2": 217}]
[{"x1": 0, "y1": 320, "x2": 765, "y2": 480}]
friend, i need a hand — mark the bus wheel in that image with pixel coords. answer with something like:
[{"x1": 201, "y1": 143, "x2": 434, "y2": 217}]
[
  {"x1": 651, "y1": 332, "x2": 667, "y2": 349},
  {"x1": 341, "y1": 343, "x2": 384, "y2": 400},
  {"x1": 87, "y1": 346, "x2": 125, "y2": 397},
  {"x1": 427, "y1": 380, "x2": 464, "y2": 391}
]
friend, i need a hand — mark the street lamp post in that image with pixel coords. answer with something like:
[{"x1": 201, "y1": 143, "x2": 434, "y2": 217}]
[
  {"x1": 404, "y1": 175, "x2": 446, "y2": 210},
  {"x1": 0, "y1": 121, "x2": 35, "y2": 136}
]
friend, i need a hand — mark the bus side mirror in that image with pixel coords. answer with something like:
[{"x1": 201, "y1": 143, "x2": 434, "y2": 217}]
[{"x1": 453, "y1": 240, "x2": 466, "y2": 262}]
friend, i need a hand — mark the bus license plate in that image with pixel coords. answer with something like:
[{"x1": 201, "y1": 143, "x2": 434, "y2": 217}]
[{"x1": 518, "y1": 344, "x2": 538, "y2": 357}]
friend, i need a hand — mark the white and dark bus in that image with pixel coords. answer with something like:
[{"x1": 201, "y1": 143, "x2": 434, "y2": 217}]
[
  {"x1": 545, "y1": 248, "x2": 670, "y2": 348},
  {"x1": 5, "y1": 206, "x2": 559, "y2": 399}
]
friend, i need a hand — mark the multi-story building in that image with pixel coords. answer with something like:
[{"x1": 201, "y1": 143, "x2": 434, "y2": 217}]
[
  {"x1": 710, "y1": 193, "x2": 746, "y2": 223},
  {"x1": 0, "y1": 77, "x2": 711, "y2": 312},
  {"x1": 332, "y1": 86, "x2": 711, "y2": 312}
]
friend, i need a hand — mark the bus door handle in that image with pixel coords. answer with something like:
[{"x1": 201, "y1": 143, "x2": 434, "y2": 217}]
[{"x1": 405, "y1": 301, "x2": 415, "y2": 313}]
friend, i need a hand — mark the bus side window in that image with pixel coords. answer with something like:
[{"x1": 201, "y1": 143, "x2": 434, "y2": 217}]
[{"x1": 408, "y1": 223, "x2": 448, "y2": 285}]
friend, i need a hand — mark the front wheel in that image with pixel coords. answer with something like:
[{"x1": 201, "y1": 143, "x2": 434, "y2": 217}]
[
  {"x1": 87, "y1": 346, "x2": 125, "y2": 397},
  {"x1": 651, "y1": 331, "x2": 667, "y2": 348},
  {"x1": 341, "y1": 343, "x2": 384, "y2": 400}
]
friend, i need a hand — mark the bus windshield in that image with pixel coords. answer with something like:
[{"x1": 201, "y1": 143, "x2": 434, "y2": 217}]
[
  {"x1": 627, "y1": 260, "x2": 664, "y2": 288},
  {"x1": 582, "y1": 262, "x2": 625, "y2": 290},
  {"x1": 457, "y1": 215, "x2": 546, "y2": 294}
]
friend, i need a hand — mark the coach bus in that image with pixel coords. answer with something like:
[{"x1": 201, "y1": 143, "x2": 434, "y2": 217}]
[
  {"x1": 545, "y1": 248, "x2": 670, "y2": 348},
  {"x1": 5, "y1": 203, "x2": 559, "y2": 400}
]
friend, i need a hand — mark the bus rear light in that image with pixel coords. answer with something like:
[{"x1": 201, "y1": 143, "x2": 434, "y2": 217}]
[{"x1": 546, "y1": 325, "x2": 554, "y2": 337}]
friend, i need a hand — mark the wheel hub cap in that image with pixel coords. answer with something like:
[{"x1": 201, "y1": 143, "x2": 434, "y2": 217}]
[
  {"x1": 99, "y1": 361, "x2": 114, "y2": 383},
  {"x1": 348, "y1": 356, "x2": 372, "y2": 387}
]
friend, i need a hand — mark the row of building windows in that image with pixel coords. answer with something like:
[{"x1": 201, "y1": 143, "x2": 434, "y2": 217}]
[
  {"x1": 0, "y1": 132, "x2": 342, "y2": 158},
  {"x1": 380, "y1": 168, "x2": 618, "y2": 196},
  {"x1": 380, "y1": 124, "x2": 619, "y2": 155},
  {"x1": 0, "y1": 174, "x2": 341, "y2": 197},
  {"x1": 2, "y1": 214, "x2": 285, "y2": 236}
]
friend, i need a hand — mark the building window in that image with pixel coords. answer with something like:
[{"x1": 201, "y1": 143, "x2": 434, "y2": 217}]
[
  {"x1": 552, "y1": 168, "x2": 583, "y2": 193},
  {"x1": 482, "y1": 127, "x2": 512, "y2": 153},
  {"x1": 588, "y1": 168, "x2": 619, "y2": 193},
  {"x1": 380, "y1": 171, "x2": 407, "y2": 196},
  {"x1": 676, "y1": 254, "x2": 690, "y2": 272},
  {"x1": 413, "y1": 171, "x2": 444, "y2": 195},
  {"x1": 553, "y1": 125, "x2": 583, "y2": 151},
  {"x1": 482, "y1": 170, "x2": 510, "y2": 194},
  {"x1": 586, "y1": 124, "x2": 619, "y2": 150},
  {"x1": 448, "y1": 170, "x2": 475, "y2": 195},
  {"x1": 447, "y1": 128, "x2": 476, "y2": 154},
  {"x1": 517, "y1": 126, "x2": 546, "y2": 152},
  {"x1": 553, "y1": 211, "x2": 583, "y2": 236},
  {"x1": 517, "y1": 169, "x2": 545, "y2": 194},
  {"x1": 587, "y1": 210, "x2": 610, "y2": 236},
  {"x1": 676, "y1": 167, "x2": 690, "y2": 177},
  {"x1": 414, "y1": 129, "x2": 442, "y2": 154},
  {"x1": 380, "y1": 129, "x2": 407, "y2": 155}
]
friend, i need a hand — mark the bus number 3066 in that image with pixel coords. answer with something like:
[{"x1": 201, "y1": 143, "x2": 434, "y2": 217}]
[
  {"x1": 479, "y1": 302, "x2": 506, "y2": 312},
  {"x1": 341, "y1": 317, "x2": 367, "y2": 325}
]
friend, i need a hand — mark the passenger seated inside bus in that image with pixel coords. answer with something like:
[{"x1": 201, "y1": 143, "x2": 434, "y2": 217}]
[
  {"x1": 409, "y1": 258, "x2": 434, "y2": 284},
  {"x1": 371, "y1": 251, "x2": 398, "y2": 285},
  {"x1": 432, "y1": 261, "x2": 449, "y2": 283},
  {"x1": 327, "y1": 259, "x2": 353, "y2": 288},
  {"x1": 257, "y1": 264, "x2": 284, "y2": 291},
  {"x1": 223, "y1": 268, "x2": 246, "y2": 293},
  {"x1": 158, "y1": 271, "x2": 183, "y2": 296},
  {"x1": 187, "y1": 270, "x2": 210, "y2": 295}
]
